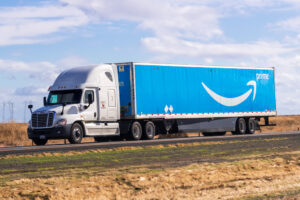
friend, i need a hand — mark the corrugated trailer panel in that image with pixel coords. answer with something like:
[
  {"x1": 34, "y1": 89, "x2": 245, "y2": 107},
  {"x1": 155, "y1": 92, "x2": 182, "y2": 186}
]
[{"x1": 132, "y1": 63, "x2": 276, "y2": 118}]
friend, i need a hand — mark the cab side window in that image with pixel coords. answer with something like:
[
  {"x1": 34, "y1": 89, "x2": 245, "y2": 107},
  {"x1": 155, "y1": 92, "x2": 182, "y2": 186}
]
[{"x1": 84, "y1": 90, "x2": 94, "y2": 104}]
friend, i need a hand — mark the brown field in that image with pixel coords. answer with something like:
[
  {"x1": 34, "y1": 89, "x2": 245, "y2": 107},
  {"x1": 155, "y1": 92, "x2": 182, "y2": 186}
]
[
  {"x1": 2, "y1": 141, "x2": 300, "y2": 199},
  {"x1": 1, "y1": 118, "x2": 300, "y2": 199},
  {"x1": 0, "y1": 115, "x2": 300, "y2": 147}
]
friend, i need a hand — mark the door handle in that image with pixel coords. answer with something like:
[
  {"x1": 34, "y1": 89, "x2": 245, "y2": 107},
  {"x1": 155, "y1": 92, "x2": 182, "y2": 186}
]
[{"x1": 94, "y1": 112, "x2": 97, "y2": 118}]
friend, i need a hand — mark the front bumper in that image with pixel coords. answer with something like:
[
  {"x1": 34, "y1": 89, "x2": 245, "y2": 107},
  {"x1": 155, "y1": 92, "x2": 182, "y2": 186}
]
[{"x1": 28, "y1": 125, "x2": 72, "y2": 140}]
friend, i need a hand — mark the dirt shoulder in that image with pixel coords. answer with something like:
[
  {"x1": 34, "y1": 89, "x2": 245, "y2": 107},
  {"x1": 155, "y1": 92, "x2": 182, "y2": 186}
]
[{"x1": 1, "y1": 135, "x2": 300, "y2": 199}]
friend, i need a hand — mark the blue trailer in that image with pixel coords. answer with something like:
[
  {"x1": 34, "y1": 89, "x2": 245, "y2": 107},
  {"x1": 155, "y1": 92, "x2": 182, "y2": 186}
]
[
  {"x1": 28, "y1": 62, "x2": 276, "y2": 145},
  {"x1": 117, "y1": 62, "x2": 276, "y2": 136}
]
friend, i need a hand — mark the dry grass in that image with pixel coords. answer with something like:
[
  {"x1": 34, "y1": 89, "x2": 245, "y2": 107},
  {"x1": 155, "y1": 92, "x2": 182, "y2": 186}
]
[
  {"x1": 0, "y1": 115, "x2": 300, "y2": 147},
  {"x1": 260, "y1": 115, "x2": 300, "y2": 132},
  {"x1": 2, "y1": 153, "x2": 300, "y2": 199},
  {"x1": 0, "y1": 123, "x2": 29, "y2": 147}
]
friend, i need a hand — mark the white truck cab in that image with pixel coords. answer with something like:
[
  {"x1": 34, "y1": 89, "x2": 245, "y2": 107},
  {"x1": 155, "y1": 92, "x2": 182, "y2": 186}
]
[{"x1": 28, "y1": 64, "x2": 121, "y2": 145}]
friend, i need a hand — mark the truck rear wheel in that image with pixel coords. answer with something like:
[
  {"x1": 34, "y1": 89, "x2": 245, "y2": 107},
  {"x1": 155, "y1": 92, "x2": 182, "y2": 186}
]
[
  {"x1": 232, "y1": 118, "x2": 246, "y2": 135},
  {"x1": 130, "y1": 121, "x2": 142, "y2": 140},
  {"x1": 32, "y1": 138, "x2": 48, "y2": 146},
  {"x1": 143, "y1": 121, "x2": 155, "y2": 140},
  {"x1": 68, "y1": 123, "x2": 83, "y2": 144},
  {"x1": 246, "y1": 118, "x2": 256, "y2": 134}
]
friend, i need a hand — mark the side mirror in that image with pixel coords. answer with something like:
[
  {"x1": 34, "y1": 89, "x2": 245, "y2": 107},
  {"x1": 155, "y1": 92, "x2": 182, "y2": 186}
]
[
  {"x1": 43, "y1": 97, "x2": 47, "y2": 106},
  {"x1": 88, "y1": 93, "x2": 93, "y2": 104},
  {"x1": 28, "y1": 105, "x2": 33, "y2": 114},
  {"x1": 84, "y1": 94, "x2": 93, "y2": 110}
]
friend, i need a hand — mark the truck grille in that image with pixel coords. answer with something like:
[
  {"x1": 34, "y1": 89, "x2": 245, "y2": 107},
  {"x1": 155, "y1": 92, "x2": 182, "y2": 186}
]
[{"x1": 31, "y1": 112, "x2": 54, "y2": 128}]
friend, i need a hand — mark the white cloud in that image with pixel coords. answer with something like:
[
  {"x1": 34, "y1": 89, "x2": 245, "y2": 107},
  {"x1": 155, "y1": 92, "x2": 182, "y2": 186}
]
[
  {"x1": 0, "y1": 4, "x2": 89, "y2": 45},
  {"x1": 14, "y1": 86, "x2": 47, "y2": 96},
  {"x1": 61, "y1": 0, "x2": 223, "y2": 40},
  {"x1": 0, "y1": 59, "x2": 60, "y2": 82},
  {"x1": 58, "y1": 55, "x2": 89, "y2": 68},
  {"x1": 275, "y1": 16, "x2": 300, "y2": 33},
  {"x1": 0, "y1": 58, "x2": 81, "y2": 87},
  {"x1": 141, "y1": 36, "x2": 292, "y2": 59}
]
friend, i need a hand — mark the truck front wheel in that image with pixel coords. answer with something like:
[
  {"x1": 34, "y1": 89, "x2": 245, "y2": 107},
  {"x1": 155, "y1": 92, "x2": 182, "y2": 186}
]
[
  {"x1": 143, "y1": 121, "x2": 155, "y2": 140},
  {"x1": 130, "y1": 121, "x2": 142, "y2": 140},
  {"x1": 68, "y1": 123, "x2": 83, "y2": 144},
  {"x1": 32, "y1": 138, "x2": 48, "y2": 146}
]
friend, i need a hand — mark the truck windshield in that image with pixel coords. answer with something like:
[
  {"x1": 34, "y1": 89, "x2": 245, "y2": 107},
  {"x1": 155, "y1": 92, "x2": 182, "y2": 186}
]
[{"x1": 47, "y1": 90, "x2": 82, "y2": 105}]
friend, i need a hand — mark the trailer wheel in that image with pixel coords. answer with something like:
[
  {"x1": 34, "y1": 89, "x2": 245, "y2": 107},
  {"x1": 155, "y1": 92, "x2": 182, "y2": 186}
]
[
  {"x1": 143, "y1": 121, "x2": 155, "y2": 140},
  {"x1": 130, "y1": 121, "x2": 142, "y2": 140},
  {"x1": 68, "y1": 123, "x2": 83, "y2": 144},
  {"x1": 32, "y1": 138, "x2": 48, "y2": 146},
  {"x1": 232, "y1": 118, "x2": 246, "y2": 135},
  {"x1": 246, "y1": 118, "x2": 256, "y2": 134}
]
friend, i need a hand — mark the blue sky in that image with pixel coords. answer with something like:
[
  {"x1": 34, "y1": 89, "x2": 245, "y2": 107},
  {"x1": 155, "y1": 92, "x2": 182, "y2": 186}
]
[{"x1": 0, "y1": 0, "x2": 300, "y2": 122}]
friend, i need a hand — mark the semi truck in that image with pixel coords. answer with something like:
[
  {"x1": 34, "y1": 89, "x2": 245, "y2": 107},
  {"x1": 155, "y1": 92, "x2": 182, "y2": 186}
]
[{"x1": 27, "y1": 62, "x2": 276, "y2": 145}]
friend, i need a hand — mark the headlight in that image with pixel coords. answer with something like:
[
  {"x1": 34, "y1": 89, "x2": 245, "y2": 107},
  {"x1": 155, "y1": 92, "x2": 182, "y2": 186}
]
[
  {"x1": 28, "y1": 120, "x2": 31, "y2": 127},
  {"x1": 56, "y1": 119, "x2": 67, "y2": 126}
]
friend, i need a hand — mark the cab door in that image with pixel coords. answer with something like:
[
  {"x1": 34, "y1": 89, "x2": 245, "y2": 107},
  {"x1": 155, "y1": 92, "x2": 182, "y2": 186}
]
[
  {"x1": 107, "y1": 89, "x2": 117, "y2": 120},
  {"x1": 82, "y1": 88, "x2": 99, "y2": 121}
]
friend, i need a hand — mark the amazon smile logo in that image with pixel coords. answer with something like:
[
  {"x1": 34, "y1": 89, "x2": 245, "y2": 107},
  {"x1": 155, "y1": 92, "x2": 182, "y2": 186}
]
[{"x1": 202, "y1": 81, "x2": 256, "y2": 107}]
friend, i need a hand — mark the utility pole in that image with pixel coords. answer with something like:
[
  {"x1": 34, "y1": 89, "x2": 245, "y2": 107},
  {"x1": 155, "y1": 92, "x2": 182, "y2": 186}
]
[
  {"x1": 7, "y1": 102, "x2": 14, "y2": 122},
  {"x1": 2, "y1": 102, "x2": 5, "y2": 123},
  {"x1": 11, "y1": 102, "x2": 14, "y2": 122}
]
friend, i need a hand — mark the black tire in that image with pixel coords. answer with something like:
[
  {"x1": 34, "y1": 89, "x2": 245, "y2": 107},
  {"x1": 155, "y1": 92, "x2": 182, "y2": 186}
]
[
  {"x1": 246, "y1": 118, "x2": 256, "y2": 134},
  {"x1": 232, "y1": 118, "x2": 246, "y2": 135},
  {"x1": 68, "y1": 123, "x2": 83, "y2": 144},
  {"x1": 130, "y1": 121, "x2": 142, "y2": 140},
  {"x1": 32, "y1": 138, "x2": 48, "y2": 146},
  {"x1": 143, "y1": 121, "x2": 155, "y2": 140}
]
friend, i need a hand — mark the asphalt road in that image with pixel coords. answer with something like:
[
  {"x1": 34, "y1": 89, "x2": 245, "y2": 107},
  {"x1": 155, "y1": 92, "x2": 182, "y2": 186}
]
[{"x1": 0, "y1": 131, "x2": 299, "y2": 156}]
